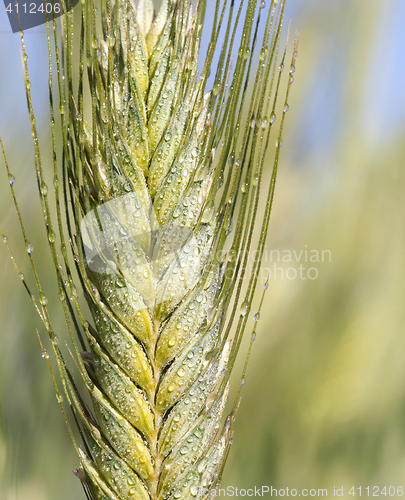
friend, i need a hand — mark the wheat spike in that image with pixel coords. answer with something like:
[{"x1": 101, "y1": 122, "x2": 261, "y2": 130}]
[{"x1": 1, "y1": 0, "x2": 297, "y2": 498}]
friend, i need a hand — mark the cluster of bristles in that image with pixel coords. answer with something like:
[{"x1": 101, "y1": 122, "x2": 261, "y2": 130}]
[{"x1": 1, "y1": 0, "x2": 297, "y2": 498}]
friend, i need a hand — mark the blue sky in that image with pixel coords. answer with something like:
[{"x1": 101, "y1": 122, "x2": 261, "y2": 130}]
[{"x1": 0, "y1": 0, "x2": 404, "y2": 164}]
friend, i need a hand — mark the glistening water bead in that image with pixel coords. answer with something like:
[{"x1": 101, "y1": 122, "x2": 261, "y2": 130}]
[
  {"x1": 48, "y1": 228, "x2": 55, "y2": 244},
  {"x1": 39, "y1": 293, "x2": 48, "y2": 306},
  {"x1": 240, "y1": 299, "x2": 249, "y2": 317},
  {"x1": 8, "y1": 174, "x2": 15, "y2": 186},
  {"x1": 26, "y1": 240, "x2": 34, "y2": 254}
]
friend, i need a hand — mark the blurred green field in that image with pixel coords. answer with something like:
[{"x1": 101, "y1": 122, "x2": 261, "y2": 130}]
[{"x1": 1, "y1": 0, "x2": 405, "y2": 498}]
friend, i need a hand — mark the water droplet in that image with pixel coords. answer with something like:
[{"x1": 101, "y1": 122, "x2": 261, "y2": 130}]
[
  {"x1": 168, "y1": 384, "x2": 175, "y2": 393},
  {"x1": 276, "y1": 139, "x2": 283, "y2": 148},
  {"x1": 213, "y1": 81, "x2": 221, "y2": 96},
  {"x1": 250, "y1": 118, "x2": 256, "y2": 128},
  {"x1": 47, "y1": 228, "x2": 55, "y2": 244},
  {"x1": 100, "y1": 106, "x2": 108, "y2": 123},
  {"x1": 241, "y1": 376, "x2": 245, "y2": 387},
  {"x1": 279, "y1": 63, "x2": 284, "y2": 72},
  {"x1": 240, "y1": 299, "x2": 248, "y2": 317},
  {"x1": 228, "y1": 249, "x2": 236, "y2": 262},
  {"x1": 284, "y1": 103, "x2": 289, "y2": 114},
  {"x1": 40, "y1": 182, "x2": 48, "y2": 196},
  {"x1": 8, "y1": 174, "x2": 15, "y2": 186},
  {"x1": 39, "y1": 293, "x2": 48, "y2": 306},
  {"x1": 190, "y1": 485, "x2": 198, "y2": 496},
  {"x1": 260, "y1": 1, "x2": 266, "y2": 9},
  {"x1": 270, "y1": 112, "x2": 276, "y2": 125},
  {"x1": 253, "y1": 312, "x2": 260, "y2": 322},
  {"x1": 261, "y1": 116, "x2": 269, "y2": 129},
  {"x1": 42, "y1": 350, "x2": 49, "y2": 359},
  {"x1": 26, "y1": 240, "x2": 34, "y2": 254},
  {"x1": 290, "y1": 76, "x2": 294, "y2": 85},
  {"x1": 116, "y1": 277, "x2": 126, "y2": 288},
  {"x1": 290, "y1": 64, "x2": 296, "y2": 75},
  {"x1": 243, "y1": 48, "x2": 250, "y2": 60},
  {"x1": 252, "y1": 332, "x2": 256, "y2": 341},
  {"x1": 2, "y1": 234, "x2": 7, "y2": 244}
]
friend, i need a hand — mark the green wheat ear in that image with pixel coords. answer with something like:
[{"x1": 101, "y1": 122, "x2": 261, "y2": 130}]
[{"x1": 1, "y1": 0, "x2": 297, "y2": 498}]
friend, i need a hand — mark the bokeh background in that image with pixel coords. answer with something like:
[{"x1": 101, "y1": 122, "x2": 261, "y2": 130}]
[{"x1": 1, "y1": 0, "x2": 405, "y2": 498}]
